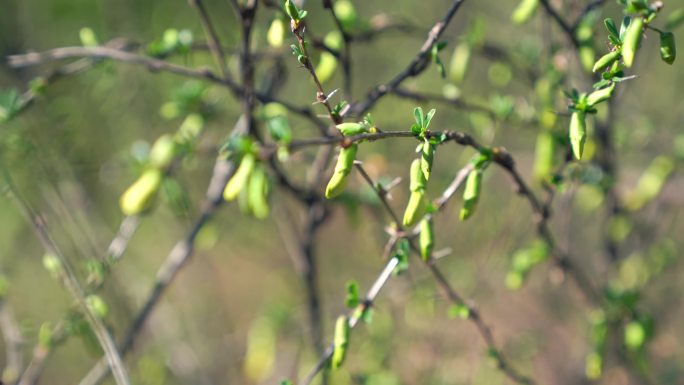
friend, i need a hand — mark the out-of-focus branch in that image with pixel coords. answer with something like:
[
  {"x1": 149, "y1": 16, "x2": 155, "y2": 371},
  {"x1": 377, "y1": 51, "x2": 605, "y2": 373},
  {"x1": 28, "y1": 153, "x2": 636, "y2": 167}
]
[
  {"x1": 349, "y1": 0, "x2": 467, "y2": 117},
  {"x1": 0, "y1": 299, "x2": 23, "y2": 384},
  {"x1": 2, "y1": 171, "x2": 131, "y2": 385},
  {"x1": 189, "y1": 0, "x2": 231, "y2": 80}
]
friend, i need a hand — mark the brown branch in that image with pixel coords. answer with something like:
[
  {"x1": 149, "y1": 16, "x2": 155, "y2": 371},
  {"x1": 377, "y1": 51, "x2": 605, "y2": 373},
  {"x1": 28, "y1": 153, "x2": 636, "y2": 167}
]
[
  {"x1": 188, "y1": 0, "x2": 230, "y2": 80},
  {"x1": 349, "y1": 0, "x2": 467, "y2": 117}
]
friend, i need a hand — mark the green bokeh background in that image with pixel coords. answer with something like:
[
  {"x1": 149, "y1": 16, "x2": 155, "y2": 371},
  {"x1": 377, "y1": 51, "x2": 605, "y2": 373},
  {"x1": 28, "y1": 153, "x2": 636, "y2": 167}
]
[{"x1": 1, "y1": 1, "x2": 684, "y2": 384}]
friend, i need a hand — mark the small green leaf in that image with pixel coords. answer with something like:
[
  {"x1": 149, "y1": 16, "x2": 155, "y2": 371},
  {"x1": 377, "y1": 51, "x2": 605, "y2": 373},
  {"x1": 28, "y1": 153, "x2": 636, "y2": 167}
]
[
  {"x1": 424, "y1": 108, "x2": 436, "y2": 128},
  {"x1": 413, "y1": 107, "x2": 424, "y2": 128},
  {"x1": 345, "y1": 280, "x2": 360, "y2": 308},
  {"x1": 604, "y1": 18, "x2": 620, "y2": 41}
]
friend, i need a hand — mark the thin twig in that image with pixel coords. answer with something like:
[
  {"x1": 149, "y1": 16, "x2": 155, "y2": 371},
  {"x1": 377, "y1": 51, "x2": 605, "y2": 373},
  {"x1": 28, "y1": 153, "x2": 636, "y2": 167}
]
[{"x1": 189, "y1": 0, "x2": 231, "y2": 80}]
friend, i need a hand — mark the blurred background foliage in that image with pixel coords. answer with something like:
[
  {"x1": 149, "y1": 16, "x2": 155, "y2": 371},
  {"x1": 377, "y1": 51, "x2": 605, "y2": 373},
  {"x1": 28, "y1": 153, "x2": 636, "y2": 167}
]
[{"x1": 1, "y1": 0, "x2": 684, "y2": 384}]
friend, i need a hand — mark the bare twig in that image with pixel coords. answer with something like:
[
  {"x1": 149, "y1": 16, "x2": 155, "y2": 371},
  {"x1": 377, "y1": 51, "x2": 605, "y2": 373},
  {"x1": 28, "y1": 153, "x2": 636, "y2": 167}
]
[
  {"x1": 0, "y1": 299, "x2": 23, "y2": 384},
  {"x1": 188, "y1": 0, "x2": 231, "y2": 80},
  {"x1": 2, "y1": 170, "x2": 131, "y2": 385}
]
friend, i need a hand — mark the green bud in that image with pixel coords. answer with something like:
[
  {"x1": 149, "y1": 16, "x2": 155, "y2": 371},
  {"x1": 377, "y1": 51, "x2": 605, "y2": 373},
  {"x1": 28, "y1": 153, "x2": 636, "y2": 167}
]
[
  {"x1": 622, "y1": 17, "x2": 644, "y2": 68},
  {"x1": 460, "y1": 170, "x2": 482, "y2": 220},
  {"x1": 333, "y1": 0, "x2": 358, "y2": 29},
  {"x1": 579, "y1": 45, "x2": 596, "y2": 73},
  {"x1": 592, "y1": 50, "x2": 621, "y2": 72},
  {"x1": 79, "y1": 27, "x2": 99, "y2": 47},
  {"x1": 511, "y1": 0, "x2": 539, "y2": 24},
  {"x1": 38, "y1": 322, "x2": 53, "y2": 349},
  {"x1": 247, "y1": 165, "x2": 270, "y2": 219},
  {"x1": 42, "y1": 253, "x2": 62, "y2": 277},
  {"x1": 224, "y1": 154, "x2": 256, "y2": 201},
  {"x1": 86, "y1": 295, "x2": 109, "y2": 319},
  {"x1": 569, "y1": 111, "x2": 587, "y2": 160},
  {"x1": 420, "y1": 142, "x2": 435, "y2": 181},
  {"x1": 449, "y1": 42, "x2": 471, "y2": 84},
  {"x1": 325, "y1": 144, "x2": 358, "y2": 198},
  {"x1": 314, "y1": 52, "x2": 337, "y2": 84},
  {"x1": 336, "y1": 122, "x2": 367, "y2": 137},
  {"x1": 120, "y1": 169, "x2": 163, "y2": 215},
  {"x1": 624, "y1": 321, "x2": 646, "y2": 350},
  {"x1": 149, "y1": 134, "x2": 178, "y2": 169},
  {"x1": 267, "y1": 18, "x2": 286, "y2": 48},
  {"x1": 533, "y1": 131, "x2": 554, "y2": 180},
  {"x1": 659, "y1": 31, "x2": 676, "y2": 64},
  {"x1": 409, "y1": 158, "x2": 426, "y2": 192},
  {"x1": 177, "y1": 113, "x2": 204, "y2": 143},
  {"x1": 324, "y1": 30, "x2": 344, "y2": 50},
  {"x1": 331, "y1": 316, "x2": 350, "y2": 369},
  {"x1": 419, "y1": 218, "x2": 434, "y2": 262},
  {"x1": 586, "y1": 83, "x2": 616, "y2": 107},
  {"x1": 402, "y1": 191, "x2": 426, "y2": 227}
]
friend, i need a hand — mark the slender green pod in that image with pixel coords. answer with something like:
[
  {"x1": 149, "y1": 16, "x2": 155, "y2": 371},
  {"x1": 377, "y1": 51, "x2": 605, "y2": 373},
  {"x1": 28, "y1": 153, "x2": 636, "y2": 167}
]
[
  {"x1": 248, "y1": 165, "x2": 270, "y2": 219},
  {"x1": 421, "y1": 141, "x2": 435, "y2": 181},
  {"x1": 533, "y1": 131, "x2": 554, "y2": 180},
  {"x1": 586, "y1": 83, "x2": 616, "y2": 107},
  {"x1": 659, "y1": 31, "x2": 676, "y2": 64},
  {"x1": 336, "y1": 122, "x2": 367, "y2": 137},
  {"x1": 569, "y1": 111, "x2": 587, "y2": 160},
  {"x1": 460, "y1": 169, "x2": 482, "y2": 220},
  {"x1": 224, "y1": 153, "x2": 256, "y2": 201},
  {"x1": 592, "y1": 51, "x2": 621, "y2": 72},
  {"x1": 449, "y1": 42, "x2": 471, "y2": 84},
  {"x1": 511, "y1": 0, "x2": 539, "y2": 24},
  {"x1": 419, "y1": 217, "x2": 434, "y2": 261},
  {"x1": 149, "y1": 134, "x2": 177, "y2": 170},
  {"x1": 403, "y1": 191, "x2": 426, "y2": 227},
  {"x1": 120, "y1": 168, "x2": 163, "y2": 216},
  {"x1": 331, "y1": 316, "x2": 350, "y2": 369},
  {"x1": 622, "y1": 17, "x2": 644, "y2": 67},
  {"x1": 325, "y1": 144, "x2": 358, "y2": 198},
  {"x1": 409, "y1": 158, "x2": 426, "y2": 192}
]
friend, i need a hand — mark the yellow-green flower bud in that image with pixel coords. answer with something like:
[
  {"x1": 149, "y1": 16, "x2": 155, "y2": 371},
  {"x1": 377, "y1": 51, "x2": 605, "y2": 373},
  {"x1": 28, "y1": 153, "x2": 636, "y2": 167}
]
[
  {"x1": 419, "y1": 218, "x2": 434, "y2": 262},
  {"x1": 331, "y1": 315, "x2": 350, "y2": 369},
  {"x1": 511, "y1": 0, "x2": 539, "y2": 24},
  {"x1": 120, "y1": 169, "x2": 163, "y2": 216},
  {"x1": 267, "y1": 18, "x2": 286, "y2": 48},
  {"x1": 569, "y1": 111, "x2": 587, "y2": 160},
  {"x1": 336, "y1": 122, "x2": 367, "y2": 137},
  {"x1": 149, "y1": 134, "x2": 177, "y2": 170},
  {"x1": 449, "y1": 42, "x2": 471, "y2": 84},
  {"x1": 409, "y1": 158, "x2": 426, "y2": 192},
  {"x1": 325, "y1": 144, "x2": 358, "y2": 198},
  {"x1": 622, "y1": 17, "x2": 644, "y2": 68},
  {"x1": 224, "y1": 153, "x2": 256, "y2": 201},
  {"x1": 460, "y1": 170, "x2": 482, "y2": 220},
  {"x1": 586, "y1": 83, "x2": 616, "y2": 107},
  {"x1": 402, "y1": 190, "x2": 426, "y2": 227},
  {"x1": 592, "y1": 50, "x2": 621, "y2": 72},
  {"x1": 247, "y1": 165, "x2": 270, "y2": 219},
  {"x1": 533, "y1": 131, "x2": 554, "y2": 180},
  {"x1": 421, "y1": 142, "x2": 435, "y2": 181},
  {"x1": 86, "y1": 295, "x2": 109, "y2": 319}
]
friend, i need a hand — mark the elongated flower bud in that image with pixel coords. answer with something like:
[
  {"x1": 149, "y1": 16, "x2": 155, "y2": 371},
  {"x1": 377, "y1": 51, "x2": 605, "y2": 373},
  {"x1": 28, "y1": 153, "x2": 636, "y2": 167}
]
[
  {"x1": 659, "y1": 31, "x2": 676, "y2": 65},
  {"x1": 586, "y1": 83, "x2": 616, "y2": 107},
  {"x1": 460, "y1": 170, "x2": 482, "y2": 220},
  {"x1": 224, "y1": 153, "x2": 256, "y2": 201},
  {"x1": 248, "y1": 165, "x2": 270, "y2": 219},
  {"x1": 149, "y1": 134, "x2": 177, "y2": 170},
  {"x1": 267, "y1": 18, "x2": 286, "y2": 48},
  {"x1": 622, "y1": 17, "x2": 644, "y2": 68},
  {"x1": 511, "y1": 0, "x2": 539, "y2": 24},
  {"x1": 331, "y1": 316, "x2": 350, "y2": 369},
  {"x1": 402, "y1": 190, "x2": 426, "y2": 227},
  {"x1": 419, "y1": 218, "x2": 434, "y2": 261},
  {"x1": 409, "y1": 158, "x2": 426, "y2": 192},
  {"x1": 449, "y1": 42, "x2": 471, "y2": 84},
  {"x1": 569, "y1": 111, "x2": 587, "y2": 160},
  {"x1": 592, "y1": 50, "x2": 620, "y2": 72},
  {"x1": 421, "y1": 142, "x2": 435, "y2": 181},
  {"x1": 336, "y1": 122, "x2": 367, "y2": 137},
  {"x1": 120, "y1": 169, "x2": 163, "y2": 216},
  {"x1": 533, "y1": 131, "x2": 554, "y2": 180},
  {"x1": 325, "y1": 144, "x2": 358, "y2": 198}
]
